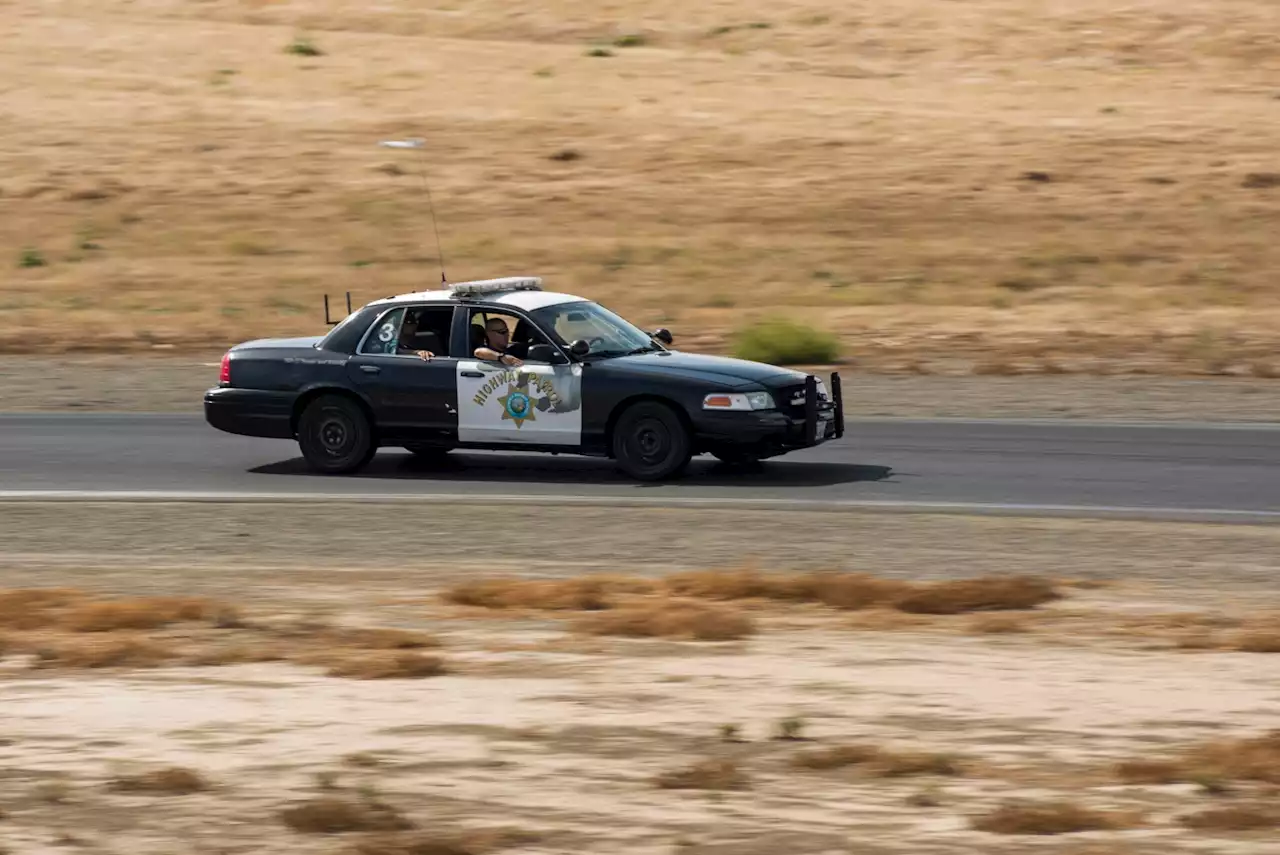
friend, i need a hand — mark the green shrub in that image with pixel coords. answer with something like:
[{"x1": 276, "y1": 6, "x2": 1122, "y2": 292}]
[
  {"x1": 732, "y1": 318, "x2": 838, "y2": 365},
  {"x1": 285, "y1": 35, "x2": 322, "y2": 57},
  {"x1": 18, "y1": 247, "x2": 46, "y2": 268}
]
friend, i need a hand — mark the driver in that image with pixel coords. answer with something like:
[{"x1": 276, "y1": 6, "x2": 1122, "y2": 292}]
[{"x1": 473, "y1": 317, "x2": 525, "y2": 367}]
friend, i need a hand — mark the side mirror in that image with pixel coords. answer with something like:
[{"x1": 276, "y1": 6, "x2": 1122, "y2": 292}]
[
  {"x1": 569, "y1": 339, "x2": 591, "y2": 358},
  {"x1": 527, "y1": 343, "x2": 565, "y2": 364},
  {"x1": 653, "y1": 328, "x2": 673, "y2": 345}
]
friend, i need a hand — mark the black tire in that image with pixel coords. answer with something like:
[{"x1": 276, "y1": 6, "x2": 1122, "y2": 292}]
[
  {"x1": 612, "y1": 400, "x2": 692, "y2": 481},
  {"x1": 296, "y1": 394, "x2": 376, "y2": 474}
]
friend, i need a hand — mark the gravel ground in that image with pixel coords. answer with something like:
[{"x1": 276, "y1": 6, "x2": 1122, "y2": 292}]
[
  {"x1": 1, "y1": 355, "x2": 1279, "y2": 421},
  {"x1": 3, "y1": 502, "x2": 1279, "y2": 597}
]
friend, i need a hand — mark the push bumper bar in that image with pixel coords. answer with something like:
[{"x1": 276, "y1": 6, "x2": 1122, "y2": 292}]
[{"x1": 802, "y1": 371, "x2": 844, "y2": 447}]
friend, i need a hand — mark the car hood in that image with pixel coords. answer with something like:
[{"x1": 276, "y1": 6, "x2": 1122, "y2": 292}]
[
  {"x1": 599, "y1": 350, "x2": 808, "y2": 387},
  {"x1": 231, "y1": 335, "x2": 324, "y2": 351}
]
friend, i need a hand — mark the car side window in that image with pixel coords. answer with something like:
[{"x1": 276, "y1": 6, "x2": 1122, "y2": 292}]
[
  {"x1": 360, "y1": 308, "x2": 406, "y2": 355},
  {"x1": 468, "y1": 308, "x2": 556, "y2": 362},
  {"x1": 405, "y1": 306, "x2": 453, "y2": 357}
]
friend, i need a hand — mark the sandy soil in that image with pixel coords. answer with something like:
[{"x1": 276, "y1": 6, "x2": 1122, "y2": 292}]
[
  {"x1": 3, "y1": 1, "x2": 1280, "y2": 374},
  {"x1": 0, "y1": 503, "x2": 1278, "y2": 853},
  {"x1": 2, "y1": 355, "x2": 1280, "y2": 422}
]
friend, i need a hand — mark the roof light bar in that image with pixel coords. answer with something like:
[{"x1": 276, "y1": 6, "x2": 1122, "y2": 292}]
[{"x1": 448, "y1": 277, "x2": 543, "y2": 298}]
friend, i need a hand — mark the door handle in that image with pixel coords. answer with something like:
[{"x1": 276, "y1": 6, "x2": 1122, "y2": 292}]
[
  {"x1": 461, "y1": 371, "x2": 483, "y2": 378},
  {"x1": 360, "y1": 365, "x2": 380, "y2": 374}
]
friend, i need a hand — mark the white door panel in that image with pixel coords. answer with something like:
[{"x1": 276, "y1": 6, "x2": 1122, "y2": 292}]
[{"x1": 457, "y1": 360, "x2": 583, "y2": 445}]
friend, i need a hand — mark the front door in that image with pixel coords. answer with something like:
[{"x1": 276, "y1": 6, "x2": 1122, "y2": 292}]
[{"x1": 456, "y1": 359, "x2": 583, "y2": 446}]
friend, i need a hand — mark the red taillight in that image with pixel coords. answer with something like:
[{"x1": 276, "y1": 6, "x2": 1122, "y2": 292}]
[{"x1": 219, "y1": 352, "x2": 231, "y2": 385}]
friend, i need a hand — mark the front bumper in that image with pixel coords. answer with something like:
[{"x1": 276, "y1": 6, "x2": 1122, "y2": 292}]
[
  {"x1": 204, "y1": 387, "x2": 296, "y2": 439},
  {"x1": 694, "y1": 371, "x2": 844, "y2": 455}
]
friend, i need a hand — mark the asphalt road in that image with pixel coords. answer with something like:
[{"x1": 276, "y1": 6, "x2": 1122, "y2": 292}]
[{"x1": 1, "y1": 414, "x2": 1279, "y2": 521}]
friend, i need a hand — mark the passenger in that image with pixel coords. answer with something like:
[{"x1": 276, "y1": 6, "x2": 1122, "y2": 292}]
[{"x1": 395, "y1": 311, "x2": 435, "y2": 360}]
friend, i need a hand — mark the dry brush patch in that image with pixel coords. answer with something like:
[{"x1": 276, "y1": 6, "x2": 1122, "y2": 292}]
[
  {"x1": 1179, "y1": 804, "x2": 1280, "y2": 832},
  {"x1": 571, "y1": 601, "x2": 755, "y2": 642},
  {"x1": 1114, "y1": 728, "x2": 1280, "y2": 787},
  {"x1": 106, "y1": 766, "x2": 210, "y2": 796},
  {"x1": 280, "y1": 796, "x2": 415, "y2": 834},
  {"x1": 439, "y1": 570, "x2": 1062, "y2": 631},
  {"x1": 442, "y1": 575, "x2": 654, "y2": 612},
  {"x1": 0, "y1": 586, "x2": 448, "y2": 679},
  {"x1": 344, "y1": 828, "x2": 544, "y2": 855},
  {"x1": 654, "y1": 758, "x2": 750, "y2": 792},
  {"x1": 791, "y1": 744, "x2": 966, "y2": 778},
  {"x1": 971, "y1": 801, "x2": 1143, "y2": 835}
]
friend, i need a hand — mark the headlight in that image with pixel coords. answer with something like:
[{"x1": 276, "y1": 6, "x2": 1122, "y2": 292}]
[
  {"x1": 816, "y1": 379, "x2": 828, "y2": 400},
  {"x1": 702, "y1": 391, "x2": 775, "y2": 411}
]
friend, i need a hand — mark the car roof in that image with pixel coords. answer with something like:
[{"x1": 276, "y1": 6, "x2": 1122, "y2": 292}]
[{"x1": 369, "y1": 276, "x2": 586, "y2": 313}]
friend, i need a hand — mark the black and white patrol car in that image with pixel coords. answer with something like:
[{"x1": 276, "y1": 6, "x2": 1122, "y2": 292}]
[{"x1": 204, "y1": 276, "x2": 844, "y2": 480}]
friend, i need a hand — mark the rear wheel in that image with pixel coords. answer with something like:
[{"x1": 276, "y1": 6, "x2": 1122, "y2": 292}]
[
  {"x1": 297, "y1": 394, "x2": 376, "y2": 474},
  {"x1": 612, "y1": 401, "x2": 692, "y2": 481}
]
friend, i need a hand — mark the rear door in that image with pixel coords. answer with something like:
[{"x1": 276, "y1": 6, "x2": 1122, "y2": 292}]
[{"x1": 346, "y1": 305, "x2": 460, "y2": 443}]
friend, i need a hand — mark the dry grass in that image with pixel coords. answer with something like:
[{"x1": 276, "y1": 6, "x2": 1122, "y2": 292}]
[
  {"x1": 1234, "y1": 629, "x2": 1280, "y2": 653},
  {"x1": 61, "y1": 596, "x2": 239, "y2": 632},
  {"x1": 1114, "y1": 729, "x2": 1280, "y2": 786},
  {"x1": 0, "y1": 587, "x2": 89, "y2": 630},
  {"x1": 1179, "y1": 804, "x2": 1280, "y2": 831},
  {"x1": 0, "y1": 588, "x2": 238, "y2": 632},
  {"x1": 790, "y1": 744, "x2": 881, "y2": 770},
  {"x1": 346, "y1": 828, "x2": 543, "y2": 855},
  {"x1": 107, "y1": 767, "x2": 209, "y2": 795},
  {"x1": 663, "y1": 568, "x2": 1060, "y2": 614},
  {"x1": 1114, "y1": 760, "x2": 1186, "y2": 785},
  {"x1": 30, "y1": 636, "x2": 177, "y2": 669},
  {"x1": 443, "y1": 570, "x2": 1064, "y2": 643},
  {"x1": 791, "y1": 744, "x2": 964, "y2": 777},
  {"x1": 0, "y1": 585, "x2": 449, "y2": 677},
  {"x1": 893, "y1": 576, "x2": 1060, "y2": 615},
  {"x1": 6, "y1": 1, "x2": 1280, "y2": 374},
  {"x1": 280, "y1": 797, "x2": 415, "y2": 834},
  {"x1": 442, "y1": 576, "x2": 651, "y2": 611},
  {"x1": 972, "y1": 801, "x2": 1141, "y2": 835},
  {"x1": 324, "y1": 652, "x2": 449, "y2": 680},
  {"x1": 572, "y1": 601, "x2": 755, "y2": 641},
  {"x1": 654, "y1": 758, "x2": 749, "y2": 791}
]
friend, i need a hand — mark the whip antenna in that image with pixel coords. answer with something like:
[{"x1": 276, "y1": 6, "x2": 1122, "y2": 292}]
[{"x1": 379, "y1": 137, "x2": 447, "y2": 284}]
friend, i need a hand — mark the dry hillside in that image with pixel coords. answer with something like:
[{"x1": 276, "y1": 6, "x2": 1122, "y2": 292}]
[{"x1": 2, "y1": 0, "x2": 1279, "y2": 374}]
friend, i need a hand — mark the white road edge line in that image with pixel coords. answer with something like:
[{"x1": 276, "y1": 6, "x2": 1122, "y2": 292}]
[{"x1": 0, "y1": 490, "x2": 1277, "y2": 520}]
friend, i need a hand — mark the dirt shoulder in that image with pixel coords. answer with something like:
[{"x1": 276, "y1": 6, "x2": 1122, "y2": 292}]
[
  {"x1": 3, "y1": 355, "x2": 1280, "y2": 422},
  {"x1": 0, "y1": 503, "x2": 1278, "y2": 854}
]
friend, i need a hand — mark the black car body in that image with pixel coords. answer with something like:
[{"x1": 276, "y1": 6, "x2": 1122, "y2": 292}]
[{"x1": 204, "y1": 276, "x2": 844, "y2": 480}]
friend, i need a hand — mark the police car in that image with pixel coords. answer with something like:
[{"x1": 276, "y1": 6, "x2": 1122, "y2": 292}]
[{"x1": 203, "y1": 276, "x2": 844, "y2": 480}]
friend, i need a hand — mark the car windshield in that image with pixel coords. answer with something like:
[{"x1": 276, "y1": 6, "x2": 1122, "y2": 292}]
[{"x1": 530, "y1": 300, "x2": 662, "y2": 357}]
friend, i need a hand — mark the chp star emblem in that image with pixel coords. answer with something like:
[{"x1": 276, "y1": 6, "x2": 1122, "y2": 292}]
[{"x1": 497, "y1": 384, "x2": 536, "y2": 428}]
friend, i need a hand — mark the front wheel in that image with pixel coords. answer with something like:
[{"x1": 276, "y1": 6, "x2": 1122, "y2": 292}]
[
  {"x1": 612, "y1": 401, "x2": 692, "y2": 481},
  {"x1": 296, "y1": 394, "x2": 376, "y2": 474}
]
